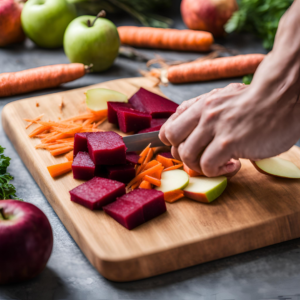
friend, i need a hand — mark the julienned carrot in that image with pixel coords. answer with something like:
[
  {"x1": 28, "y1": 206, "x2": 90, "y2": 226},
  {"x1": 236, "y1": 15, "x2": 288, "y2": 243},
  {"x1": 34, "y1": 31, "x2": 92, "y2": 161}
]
[
  {"x1": 139, "y1": 180, "x2": 152, "y2": 189},
  {"x1": 138, "y1": 144, "x2": 151, "y2": 164},
  {"x1": 136, "y1": 148, "x2": 154, "y2": 175},
  {"x1": 65, "y1": 151, "x2": 74, "y2": 161},
  {"x1": 167, "y1": 54, "x2": 265, "y2": 84},
  {"x1": 131, "y1": 181, "x2": 141, "y2": 190},
  {"x1": 144, "y1": 160, "x2": 160, "y2": 170},
  {"x1": 151, "y1": 166, "x2": 164, "y2": 180},
  {"x1": 183, "y1": 163, "x2": 203, "y2": 177},
  {"x1": 28, "y1": 125, "x2": 50, "y2": 138},
  {"x1": 172, "y1": 159, "x2": 183, "y2": 165},
  {"x1": 144, "y1": 175, "x2": 161, "y2": 187},
  {"x1": 164, "y1": 190, "x2": 185, "y2": 203},
  {"x1": 0, "y1": 63, "x2": 89, "y2": 97},
  {"x1": 25, "y1": 114, "x2": 44, "y2": 129},
  {"x1": 50, "y1": 146, "x2": 74, "y2": 156},
  {"x1": 47, "y1": 161, "x2": 73, "y2": 178},
  {"x1": 156, "y1": 154, "x2": 174, "y2": 168},
  {"x1": 118, "y1": 27, "x2": 213, "y2": 52},
  {"x1": 163, "y1": 164, "x2": 183, "y2": 172}
]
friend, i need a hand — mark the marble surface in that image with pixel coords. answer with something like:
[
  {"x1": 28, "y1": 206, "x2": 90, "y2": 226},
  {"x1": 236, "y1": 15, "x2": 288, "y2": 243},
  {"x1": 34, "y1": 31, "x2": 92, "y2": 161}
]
[{"x1": 1, "y1": 5, "x2": 300, "y2": 300}]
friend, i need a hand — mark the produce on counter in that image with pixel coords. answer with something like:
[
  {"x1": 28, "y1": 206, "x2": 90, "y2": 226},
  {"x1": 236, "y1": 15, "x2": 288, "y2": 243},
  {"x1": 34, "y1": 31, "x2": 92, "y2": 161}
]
[
  {"x1": 138, "y1": 118, "x2": 168, "y2": 134},
  {"x1": 64, "y1": 11, "x2": 120, "y2": 72},
  {"x1": 69, "y1": 177, "x2": 125, "y2": 210},
  {"x1": 0, "y1": 63, "x2": 89, "y2": 98},
  {"x1": 0, "y1": 0, "x2": 25, "y2": 47},
  {"x1": 181, "y1": 0, "x2": 238, "y2": 37},
  {"x1": 74, "y1": 132, "x2": 89, "y2": 157},
  {"x1": 108, "y1": 102, "x2": 133, "y2": 124},
  {"x1": 183, "y1": 163, "x2": 204, "y2": 177},
  {"x1": 156, "y1": 170, "x2": 189, "y2": 194},
  {"x1": 72, "y1": 151, "x2": 95, "y2": 180},
  {"x1": 0, "y1": 200, "x2": 53, "y2": 284},
  {"x1": 251, "y1": 157, "x2": 300, "y2": 179},
  {"x1": 47, "y1": 161, "x2": 73, "y2": 178},
  {"x1": 106, "y1": 164, "x2": 136, "y2": 184},
  {"x1": 65, "y1": 151, "x2": 74, "y2": 161},
  {"x1": 118, "y1": 26, "x2": 214, "y2": 52},
  {"x1": 125, "y1": 152, "x2": 140, "y2": 165},
  {"x1": 21, "y1": 0, "x2": 76, "y2": 48},
  {"x1": 183, "y1": 176, "x2": 227, "y2": 203}
]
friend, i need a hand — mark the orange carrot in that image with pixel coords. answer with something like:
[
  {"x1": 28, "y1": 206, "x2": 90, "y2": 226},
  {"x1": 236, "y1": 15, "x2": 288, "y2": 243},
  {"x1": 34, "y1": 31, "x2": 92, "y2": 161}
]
[
  {"x1": 156, "y1": 154, "x2": 174, "y2": 168},
  {"x1": 144, "y1": 175, "x2": 161, "y2": 187},
  {"x1": 151, "y1": 166, "x2": 164, "y2": 180},
  {"x1": 0, "y1": 63, "x2": 89, "y2": 97},
  {"x1": 163, "y1": 164, "x2": 183, "y2": 172},
  {"x1": 144, "y1": 160, "x2": 160, "y2": 170},
  {"x1": 65, "y1": 151, "x2": 74, "y2": 161},
  {"x1": 47, "y1": 161, "x2": 72, "y2": 178},
  {"x1": 172, "y1": 159, "x2": 183, "y2": 165},
  {"x1": 29, "y1": 125, "x2": 50, "y2": 138},
  {"x1": 164, "y1": 190, "x2": 185, "y2": 203},
  {"x1": 167, "y1": 54, "x2": 265, "y2": 84},
  {"x1": 138, "y1": 144, "x2": 151, "y2": 164},
  {"x1": 118, "y1": 27, "x2": 214, "y2": 52},
  {"x1": 139, "y1": 180, "x2": 152, "y2": 189},
  {"x1": 50, "y1": 146, "x2": 74, "y2": 156},
  {"x1": 183, "y1": 163, "x2": 204, "y2": 177},
  {"x1": 136, "y1": 148, "x2": 154, "y2": 175},
  {"x1": 131, "y1": 181, "x2": 141, "y2": 190},
  {"x1": 24, "y1": 114, "x2": 44, "y2": 129}
]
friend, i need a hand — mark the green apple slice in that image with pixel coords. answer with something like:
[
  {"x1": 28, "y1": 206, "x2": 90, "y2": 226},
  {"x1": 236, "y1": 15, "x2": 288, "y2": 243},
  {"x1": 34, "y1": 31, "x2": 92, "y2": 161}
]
[
  {"x1": 252, "y1": 157, "x2": 300, "y2": 178},
  {"x1": 86, "y1": 88, "x2": 128, "y2": 111},
  {"x1": 156, "y1": 170, "x2": 189, "y2": 193},
  {"x1": 184, "y1": 176, "x2": 227, "y2": 203}
]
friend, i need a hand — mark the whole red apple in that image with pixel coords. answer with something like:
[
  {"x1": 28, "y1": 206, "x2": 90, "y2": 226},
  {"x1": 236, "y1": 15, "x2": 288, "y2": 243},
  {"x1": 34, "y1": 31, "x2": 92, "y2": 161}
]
[
  {"x1": 0, "y1": 0, "x2": 26, "y2": 47},
  {"x1": 0, "y1": 200, "x2": 53, "y2": 285},
  {"x1": 181, "y1": 0, "x2": 238, "y2": 37}
]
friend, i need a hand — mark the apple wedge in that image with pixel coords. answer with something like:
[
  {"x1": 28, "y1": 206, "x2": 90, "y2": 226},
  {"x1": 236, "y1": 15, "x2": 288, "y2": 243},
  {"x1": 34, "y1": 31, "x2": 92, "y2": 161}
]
[
  {"x1": 156, "y1": 170, "x2": 189, "y2": 193},
  {"x1": 183, "y1": 176, "x2": 227, "y2": 203},
  {"x1": 86, "y1": 88, "x2": 128, "y2": 111},
  {"x1": 251, "y1": 157, "x2": 300, "y2": 179}
]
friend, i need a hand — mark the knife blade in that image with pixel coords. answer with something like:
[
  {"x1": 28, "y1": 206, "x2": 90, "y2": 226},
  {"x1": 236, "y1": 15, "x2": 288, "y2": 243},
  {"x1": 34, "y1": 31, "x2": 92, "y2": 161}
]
[{"x1": 123, "y1": 131, "x2": 166, "y2": 152}]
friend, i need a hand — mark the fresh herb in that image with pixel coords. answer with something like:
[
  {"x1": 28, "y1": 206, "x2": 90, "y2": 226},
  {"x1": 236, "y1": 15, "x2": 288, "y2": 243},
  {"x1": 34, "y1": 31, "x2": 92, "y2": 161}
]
[
  {"x1": 68, "y1": 0, "x2": 173, "y2": 28},
  {"x1": 225, "y1": 0, "x2": 293, "y2": 49},
  {"x1": 243, "y1": 74, "x2": 253, "y2": 85},
  {"x1": 0, "y1": 146, "x2": 22, "y2": 201}
]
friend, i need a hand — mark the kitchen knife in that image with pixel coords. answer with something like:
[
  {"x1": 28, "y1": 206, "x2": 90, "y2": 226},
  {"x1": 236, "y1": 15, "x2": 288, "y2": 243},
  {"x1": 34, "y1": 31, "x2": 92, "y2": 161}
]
[{"x1": 123, "y1": 131, "x2": 166, "y2": 152}]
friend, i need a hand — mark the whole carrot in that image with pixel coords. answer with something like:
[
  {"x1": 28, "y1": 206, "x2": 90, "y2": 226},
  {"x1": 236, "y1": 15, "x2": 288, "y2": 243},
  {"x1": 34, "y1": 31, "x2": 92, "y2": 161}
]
[
  {"x1": 0, "y1": 63, "x2": 89, "y2": 97},
  {"x1": 167, "y1": 54, "x2": 265, "y2": 83},
  {"x1": 118, "y1": 26, "x2": 214, "y2": 52}
]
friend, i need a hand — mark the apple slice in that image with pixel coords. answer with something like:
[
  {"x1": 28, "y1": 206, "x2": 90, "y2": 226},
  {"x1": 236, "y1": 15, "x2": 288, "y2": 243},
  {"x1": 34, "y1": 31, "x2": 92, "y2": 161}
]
[
  {"x1": 251, "y1": 157, "x2": 300, "y2": 178},
  {"x1": 86, "y1": 88, "x2": 128, "y2": 111},
  {"x1": 156, "y1": 170, "x2": 189, "y2": 193},
  {"x1": 183, "y1": 176, "x2": 227, "y2": 203}
]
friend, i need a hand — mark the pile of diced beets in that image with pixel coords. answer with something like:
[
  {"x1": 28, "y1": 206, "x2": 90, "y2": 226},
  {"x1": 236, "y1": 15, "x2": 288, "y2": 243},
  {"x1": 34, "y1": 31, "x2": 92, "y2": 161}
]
[{"x1": 69, "y1": 88, "x2": 179, "y2": 230}]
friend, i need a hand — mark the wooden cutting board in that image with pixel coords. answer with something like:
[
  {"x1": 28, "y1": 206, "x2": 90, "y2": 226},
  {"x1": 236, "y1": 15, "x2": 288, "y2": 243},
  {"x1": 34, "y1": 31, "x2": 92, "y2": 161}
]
[{"x1": 3, "y1": 77, "x2": 300, "y2": 282}]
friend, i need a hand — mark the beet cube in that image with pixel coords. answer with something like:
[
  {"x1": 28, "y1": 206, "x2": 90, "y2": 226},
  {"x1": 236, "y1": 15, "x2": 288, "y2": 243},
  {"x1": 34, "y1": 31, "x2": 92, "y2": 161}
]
[
  {"x1": 69, "y1": 177, "x2": 125, "y2": 210},
  {"x1": 159, "y1": 152, "x2": 173, "y2": 159},
  {"x1": 107, "y1": 102, "x2": 133, "y2": 124},
  {"x1": 129, "y1": 88, "x2": 178, "y2": 118},
  {"x1": 120, "y1": 189, "x2": 166, "y2": 221},
  {"x1": 103, "y1": 199, "x2": 145, "y2": 230},
  {"x1": 74, "y1": 132, "x2": 88, "y2": 157},
  {"x1": 150, "y1": 118, "x2": 168, "y2": 128},
  {"x1": 138, "y1": 125, "x2": 162, "y2": 134},
  {"x1": 126, "y1": 152, "x2": 140, "y2": 165},
  {"x1": 72, "y1": 152, "x2": 95, "y2": 180},
  {"x1": 87, "y1": 131, "x2": 126, "y2": 165},
  {"x1": 106, "y1": 164, "x2": 135, "y2": 184},
  {"x1": 117, "y1": 107, "x2": 152, "y2": 133}
]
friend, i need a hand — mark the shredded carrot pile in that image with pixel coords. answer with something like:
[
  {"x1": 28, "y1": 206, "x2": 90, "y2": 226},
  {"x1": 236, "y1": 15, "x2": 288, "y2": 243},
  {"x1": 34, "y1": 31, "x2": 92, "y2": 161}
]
[{"x1": 24, "y1": 110, "x2": 107, "y2": 157}]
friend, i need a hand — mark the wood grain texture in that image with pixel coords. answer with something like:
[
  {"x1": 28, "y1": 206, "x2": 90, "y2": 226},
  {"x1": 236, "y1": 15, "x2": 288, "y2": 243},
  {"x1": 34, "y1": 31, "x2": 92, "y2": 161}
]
[{"x1": 2, "y1": 77, "x2": 300, "y2": 282}]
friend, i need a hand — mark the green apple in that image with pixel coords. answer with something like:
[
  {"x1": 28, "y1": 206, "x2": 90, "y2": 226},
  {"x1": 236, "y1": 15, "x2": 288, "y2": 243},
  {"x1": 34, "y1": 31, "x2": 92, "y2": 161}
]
[
  {"x1": 183, "y1": 176, "x2": 227, "y2": 203},
  {"x1": 86, "y1": 88, "x2": 128, "y2": 111},
  {"x1": 21, "y1": 0, "x2": 76, "y2": 48},
  {"x1": 252, "y1": 157, "x2": 300, "y2": 179},
  {"x1": 63, "y1": 13, "x2": 120, "y2": 72},
  {"x1": 156, "y1": 170, "x2": 189, "y2": 193}
]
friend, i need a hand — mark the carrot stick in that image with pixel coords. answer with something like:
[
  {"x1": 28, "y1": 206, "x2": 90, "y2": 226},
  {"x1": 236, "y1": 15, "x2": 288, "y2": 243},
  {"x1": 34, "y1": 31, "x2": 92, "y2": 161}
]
[
  {"x1": 47, "y1": 161, "x2": 73, "y2": 178},
  {"x1": 138, "y1": 144, "x2": 151, "y2": 164},
  {"x1": 164, "y1": 190, "x2": 185, "y2": 203},
  {"x1": 24, "y1": 114, "x2": 44, "y2": 129},
  {"x1": 62, "y1": 113, "x2": 94, "y2": 122},
  {"x1": 131, "y1": 181, "x2": 141, "y2": 190},
  {"x1": 94, "y1": 117, "x2": 107, "y2": 127},
  {"x1": 183, "y1": 163, "x2": 204, "y2": 177},
  {"x1": 136, "y1": 148, "x2": 154, "y2": 175},
  {"x1": 29, "y1": 125, "x2": 50, "y2": 138},
  {"x1": 144, "y1": 160, "x2": 160, "y2": 170},
  {"x1": 172, "y1": 159, "x2": 183, "y2": 165},
  {"x1": 163, "y1": 164, "x2": 183, "y2": 172},
  {"x1": 156, "y1": 154, "x2": 174, "y2": 168},
  {"x1": 139, "y1": 180, "x2": 152, "y2": 189},
  {"x1": 65, "y1": 151, "x2": 74, "y2": 161},
  {"x1": 50, "y1": 146, "x2": 74, "y2": 156},
  {"x1": 167, "y1": 54, "x2": 265, "y2": 84},
  {"x1": 118, "y1": 27, "x2": 214, "y2": 52},
  {"x1": 144, "y1": 175, "x2": 161, "y2": 187},
  {"x1": 0, "y1": 64, "x2": 88, "y2": 97}
]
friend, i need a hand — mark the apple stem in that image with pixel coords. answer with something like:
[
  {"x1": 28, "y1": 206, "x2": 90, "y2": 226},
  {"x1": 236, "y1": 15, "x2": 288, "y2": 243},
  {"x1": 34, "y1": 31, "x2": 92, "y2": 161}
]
[
  {"x1": 0, "y1": 208, "x2": 7, "y2": 221},
  {"x1": 87, "y1": 10, "x2": 106, "y2": 27}
]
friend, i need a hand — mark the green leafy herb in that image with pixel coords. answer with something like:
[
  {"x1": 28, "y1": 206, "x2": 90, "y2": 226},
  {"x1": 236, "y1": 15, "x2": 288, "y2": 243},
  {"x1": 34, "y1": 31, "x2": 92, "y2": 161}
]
[
  {"x1": 0, "y1": 146, "x2": 22, "y2": 201},
  {"x1": 243, "y1": 74, "x2": 253, "y2": 85},
  {"x1": 225, "y1": 0, "x2": 293, "y2": 49}
]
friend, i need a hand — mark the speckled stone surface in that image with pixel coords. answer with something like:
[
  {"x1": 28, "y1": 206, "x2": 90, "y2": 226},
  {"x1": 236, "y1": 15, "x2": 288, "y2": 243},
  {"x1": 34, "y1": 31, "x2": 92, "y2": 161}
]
[{"x1": 1, "y1": 4, "x2": 300, "y2": 300}]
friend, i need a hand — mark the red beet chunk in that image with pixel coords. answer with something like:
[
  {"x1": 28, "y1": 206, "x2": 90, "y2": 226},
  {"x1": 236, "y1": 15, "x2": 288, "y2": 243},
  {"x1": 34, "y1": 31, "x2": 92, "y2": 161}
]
[
  {"x1": 74, "y1": 132, "x2": 88, "y2": 157},
  {"x1": 151, "y1": 118, "x2": 168, "y2": 127},
  {"x1": 106, "y1": 164, "x2": 135, "y2": 184},
  {"x1": 117, "y1": 107, "x2": 151, "y2": 133},
  {"x1": 138, "y1": 125, "x2": 162, "y2": 134},
  {"x1": 69, "y1": 177, "x2": 125, "y2": 210},
  {"x1": 87, "y1": 131, "x2": 126, "y2": 165},
  {"x1": 159, "y1": 152, "x2": 173, "y2": 159},
  {"x1": 129, "y1": 88, "x2": 178, "y2": 118},
  {"x1": 107, "y1": 102, "x2": 133, "y2": 124},
  {"x1": 103, "y1": 199, "x2": 145, "y2": 230},
  {"x1": 72, "y1": 152, "x2": 95, "y2": 180},
  {"x1": 126, "y1": 152, "x2": 140, "y2": 164},
  {"x1": 120, "y1": 189, "x2": 166, "y2": 221}
]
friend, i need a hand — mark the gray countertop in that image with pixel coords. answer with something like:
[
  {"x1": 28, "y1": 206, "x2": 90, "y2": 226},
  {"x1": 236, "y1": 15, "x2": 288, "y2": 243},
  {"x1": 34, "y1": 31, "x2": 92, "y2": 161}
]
[{"x1": 1, "y1": 5, "x2": 300, "y2": 300}]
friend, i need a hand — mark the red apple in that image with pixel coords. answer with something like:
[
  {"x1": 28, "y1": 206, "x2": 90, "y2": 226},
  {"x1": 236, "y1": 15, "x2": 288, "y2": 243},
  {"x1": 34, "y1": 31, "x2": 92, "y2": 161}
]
[
  {"x1": 181, "y1": 0, "x2": 238, "y2": 37},
  {"x1": 0, "y1": 200, "x2": 53, "y2": 284},
  {"x1": 0, "y1": 0, "x2": 26, "y2": 47}
]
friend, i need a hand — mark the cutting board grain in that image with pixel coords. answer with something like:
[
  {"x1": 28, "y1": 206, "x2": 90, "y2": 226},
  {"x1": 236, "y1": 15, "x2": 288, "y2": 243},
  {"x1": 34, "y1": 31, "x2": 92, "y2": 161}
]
[{"x1": 3, "y1": 77, "x2": 300, "y2": 282}]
